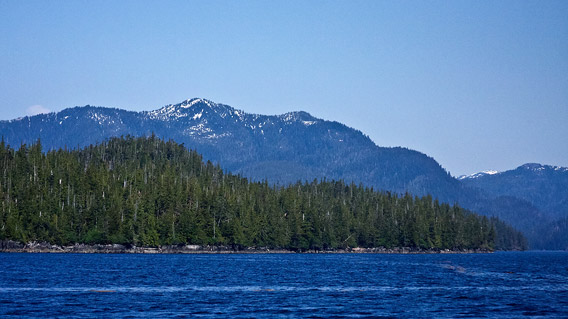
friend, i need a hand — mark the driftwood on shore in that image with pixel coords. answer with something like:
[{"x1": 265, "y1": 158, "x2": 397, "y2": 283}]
[{"x1": 0, "y1": 240, "x2": 492, "y2": 254}]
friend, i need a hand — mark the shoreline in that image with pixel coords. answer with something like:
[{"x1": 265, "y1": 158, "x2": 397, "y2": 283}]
[{"x1": 0, "y1": 240, "x2": 492, "y2": 254}]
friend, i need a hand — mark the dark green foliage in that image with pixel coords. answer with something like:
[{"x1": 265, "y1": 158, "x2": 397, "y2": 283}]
[
  {"x1": 490, "y1": 217, "x2": 528, "y2": 251},
  {"x1": 0, "y1": 136, "x2": 523, "y2": 250}
]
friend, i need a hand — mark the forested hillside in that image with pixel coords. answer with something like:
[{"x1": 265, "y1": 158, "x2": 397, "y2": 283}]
[
  {"x1": 461, "y1": 164, "x2": 568, "y2": 220},
  {"x1": 0, "y1": 136, "x2": 526, "y2": 251},
  {"x1": 0, "y1": 99, "x2": 542, "y2": 249}
]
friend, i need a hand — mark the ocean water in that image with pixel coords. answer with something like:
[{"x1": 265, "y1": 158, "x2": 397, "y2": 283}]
[{"x1": 1, "y1": 252, "x2": 567, "y2": 318}]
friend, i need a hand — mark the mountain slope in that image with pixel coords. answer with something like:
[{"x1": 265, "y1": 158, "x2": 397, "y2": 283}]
[
  {"x1": 1, "y1": 99, "x2": 461, "y2": 200},
  {"x1": 461, "y1": 163, "x2": 568, "y2": 220},
  {"x1": 461, "y1": 164, "x2": 568, "y2": 249},
  {"x1": 0, "y1": 98, "x2": 555, "y2": 248}
]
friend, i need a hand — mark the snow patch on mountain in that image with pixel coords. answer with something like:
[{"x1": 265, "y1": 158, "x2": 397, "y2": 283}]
[
  {"x1": 89, "y1": 112, "x2": 116, "y2": 126},
  {"x1": 146, "y1": 104, "x2": 190, "y2": 121},
  {"x1": 145, "y1": 98, "x2": 217, "y2": 121},
  {"x1": 192, "y1": 111, "x2": 203, "y2": 120},
  {"x1": 180, "y1": 98, "x2": 212, "y2": 109},
  {"x1": 184, "y1": 123, "x2": 212, "y2": 136},
  {"x1": 458, "y1": 170, "x2": 499, "y2": 180},
  {"x1": 279, "y1": 111, "x2": 319, "y2": 125},
  {"x1": 459, "y1": 164, "x2": 568, "y2": 180},
  {"x1": 520, "y1": 163, "x2": 568, "y2": 173}
]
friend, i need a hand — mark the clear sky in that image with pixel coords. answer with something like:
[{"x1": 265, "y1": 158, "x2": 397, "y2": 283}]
[{"x1": 1, "y1": 0, "x2": 567, "y2": 176}]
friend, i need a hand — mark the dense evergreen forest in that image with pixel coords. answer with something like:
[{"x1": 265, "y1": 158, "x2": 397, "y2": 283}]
[{"x1": 0, "y1": 136, "x2": 526, "y2": 251}]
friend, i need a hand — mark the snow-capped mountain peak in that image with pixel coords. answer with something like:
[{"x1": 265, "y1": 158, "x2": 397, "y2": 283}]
[
  {"x1": 458, "y1": 170, "x2": 499, "y2": 180},
  {"x1": 458, "y1": 163, "x2": 568, "y2": 181},
  {"x1": 519, "y1": 163, "x2": 568, "y2": 173},
  {"x1": 278, "y1": 111, "x2": 319, "y2": 126},
  {"x1": 145, "y1": 98, "x2": 225, "y2": 121},
  {"x1": 180, "y1": 98, "x2": 210, "y2": 109}
]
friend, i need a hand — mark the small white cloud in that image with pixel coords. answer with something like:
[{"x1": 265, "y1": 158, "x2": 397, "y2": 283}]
[{"x1": 26, "y1": 105, "x2": 51, "y2": 116}]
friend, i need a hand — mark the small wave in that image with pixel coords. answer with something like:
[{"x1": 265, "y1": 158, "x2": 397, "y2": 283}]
[{"x1": 2, "y1": 284, "x2": 568, "y2": 293}]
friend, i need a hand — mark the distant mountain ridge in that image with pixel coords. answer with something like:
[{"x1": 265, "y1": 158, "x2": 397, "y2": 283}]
[
  {"x1": 1, "y1": 98, "x2": 566, "y2": 249},
  {"x1": 461, "y1": 163, "x2": 568, "y2": 249},
  {"x1": 461, "y1": 163, "x2": 568, "y2": 219}
]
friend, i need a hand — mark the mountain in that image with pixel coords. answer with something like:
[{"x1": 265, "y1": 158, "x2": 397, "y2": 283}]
[
  {"x1": 461, "y1": 164, "x2": 568, "y2": 249},
  {"x1": 0, "y1": 98, "x2": 559, "y2": 248},
  {"x1": 0, "y1": 98, "x2": 464, "y2": 201},
  {"x1": 461, "y1": 163, "x2": 568, "y2": 220}
]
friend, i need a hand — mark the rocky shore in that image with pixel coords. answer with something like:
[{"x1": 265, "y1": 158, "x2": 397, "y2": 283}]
[{"x1": 0, "y1": 240, "x2": 492, "y2": 254}]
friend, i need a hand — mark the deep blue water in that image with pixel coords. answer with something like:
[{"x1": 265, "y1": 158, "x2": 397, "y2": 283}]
[{"x1": 1, "y1": 252, "x2": 567, "y2": 318}]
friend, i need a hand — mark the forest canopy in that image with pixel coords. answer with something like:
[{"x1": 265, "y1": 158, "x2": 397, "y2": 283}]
[{"x1": 0, "y1": 136, "x2": 527, "y2": 251}]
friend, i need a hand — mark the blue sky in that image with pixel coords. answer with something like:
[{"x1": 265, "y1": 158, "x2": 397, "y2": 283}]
[{"x1": 1, "y1": 0, "x2": 567, "y2": 176}]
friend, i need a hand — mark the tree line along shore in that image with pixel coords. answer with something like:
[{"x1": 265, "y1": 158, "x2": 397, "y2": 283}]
[
  {"x1": 0, "y1": 240, "x2": 494, "y2": 254},
  {"x1": 0, "y1": 136, "x2": 527, "y2": 252}
]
